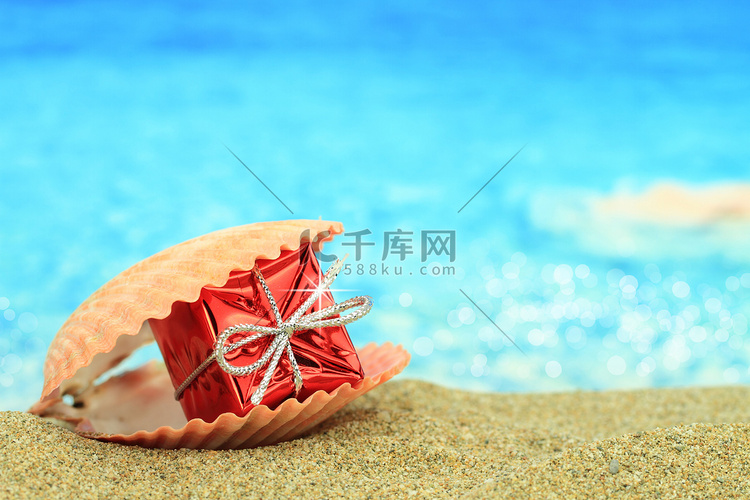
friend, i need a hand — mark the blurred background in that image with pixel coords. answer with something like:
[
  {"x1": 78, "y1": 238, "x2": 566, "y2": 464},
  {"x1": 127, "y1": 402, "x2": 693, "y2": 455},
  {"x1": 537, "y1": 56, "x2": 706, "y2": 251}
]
[{"x1": 1, "y1": 0, "x2": 749, "y2": 410}]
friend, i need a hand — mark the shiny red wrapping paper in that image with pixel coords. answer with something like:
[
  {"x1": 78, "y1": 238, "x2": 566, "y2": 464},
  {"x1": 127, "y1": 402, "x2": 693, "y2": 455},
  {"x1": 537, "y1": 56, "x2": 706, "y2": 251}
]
[{"x1": 149, "y1": 242, "x2": 364, "y2": 423}]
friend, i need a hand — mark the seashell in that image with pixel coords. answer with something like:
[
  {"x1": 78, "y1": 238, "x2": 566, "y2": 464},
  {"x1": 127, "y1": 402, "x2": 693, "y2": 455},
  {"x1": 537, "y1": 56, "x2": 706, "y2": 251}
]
[{"x1": 29, "y1": 220, "x2": 411, "y2": 449}]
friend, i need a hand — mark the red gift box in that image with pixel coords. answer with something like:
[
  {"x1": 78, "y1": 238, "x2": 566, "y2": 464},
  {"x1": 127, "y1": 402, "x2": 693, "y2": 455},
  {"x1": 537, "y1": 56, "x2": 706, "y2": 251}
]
[{"x1": 149, "y1": 241, "x2": 367, "y2": 423}]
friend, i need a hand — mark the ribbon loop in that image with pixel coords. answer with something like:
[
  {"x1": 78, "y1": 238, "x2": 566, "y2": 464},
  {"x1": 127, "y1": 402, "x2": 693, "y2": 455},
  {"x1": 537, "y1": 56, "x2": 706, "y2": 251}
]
[{"x1": 174, "y1": 257, "x2": 372, "y2": 404}]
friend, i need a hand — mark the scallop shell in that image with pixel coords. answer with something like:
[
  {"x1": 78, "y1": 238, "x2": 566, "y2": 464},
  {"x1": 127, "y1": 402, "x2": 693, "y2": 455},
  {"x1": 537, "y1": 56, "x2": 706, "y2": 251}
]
[{"x1": 29, "y1": 220, "x2": 411, "y2": 449}]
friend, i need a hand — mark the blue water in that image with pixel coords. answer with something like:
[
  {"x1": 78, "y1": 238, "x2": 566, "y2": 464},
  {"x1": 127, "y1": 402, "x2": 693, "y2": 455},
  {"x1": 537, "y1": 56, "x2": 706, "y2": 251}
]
[{"x1": 1, "y1": 0, "x2": 750, "y2": 410}]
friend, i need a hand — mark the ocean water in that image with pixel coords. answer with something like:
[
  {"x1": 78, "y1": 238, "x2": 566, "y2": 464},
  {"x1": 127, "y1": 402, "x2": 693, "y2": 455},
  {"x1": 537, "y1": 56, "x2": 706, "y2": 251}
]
[{"x1": 1, "y1": 0, "x2": 750, "y2": 410}]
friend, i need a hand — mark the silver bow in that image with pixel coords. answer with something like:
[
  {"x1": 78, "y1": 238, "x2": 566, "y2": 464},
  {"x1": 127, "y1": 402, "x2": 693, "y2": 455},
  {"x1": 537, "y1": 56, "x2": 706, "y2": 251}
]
[{"x1": 174, "y1": 257, "x2": 373, "y2": 405}]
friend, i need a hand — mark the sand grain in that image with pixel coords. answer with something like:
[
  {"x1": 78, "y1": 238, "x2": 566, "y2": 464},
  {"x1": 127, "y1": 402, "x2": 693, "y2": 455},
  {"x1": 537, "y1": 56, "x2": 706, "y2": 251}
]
[{"x1": 3, "y1": 380, "x2": 750, "y2": 499}]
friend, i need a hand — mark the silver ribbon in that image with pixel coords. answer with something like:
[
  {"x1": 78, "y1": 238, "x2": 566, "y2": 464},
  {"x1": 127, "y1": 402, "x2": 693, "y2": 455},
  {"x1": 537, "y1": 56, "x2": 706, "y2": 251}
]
[{"x1": 174, "y1": 257, "x2": 373, "y2": 405}]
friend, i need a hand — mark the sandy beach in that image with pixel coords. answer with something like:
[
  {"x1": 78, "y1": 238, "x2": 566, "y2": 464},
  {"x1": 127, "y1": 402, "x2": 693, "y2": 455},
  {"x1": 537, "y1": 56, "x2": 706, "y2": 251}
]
[{"x1": 3, "y1": 380, "x2": 750, "y2": 499}]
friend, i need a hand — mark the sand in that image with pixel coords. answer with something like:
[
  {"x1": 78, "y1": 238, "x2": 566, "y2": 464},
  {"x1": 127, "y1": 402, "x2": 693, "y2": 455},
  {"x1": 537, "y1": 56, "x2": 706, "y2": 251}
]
[{"x1": 3, "y1": 380, "x2": 750, "y2": 499}]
